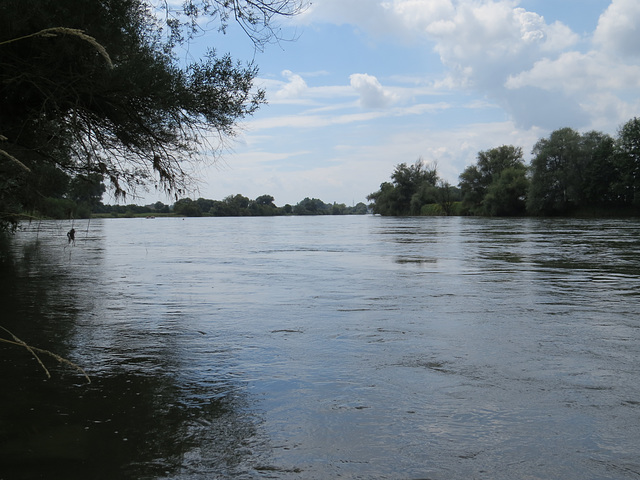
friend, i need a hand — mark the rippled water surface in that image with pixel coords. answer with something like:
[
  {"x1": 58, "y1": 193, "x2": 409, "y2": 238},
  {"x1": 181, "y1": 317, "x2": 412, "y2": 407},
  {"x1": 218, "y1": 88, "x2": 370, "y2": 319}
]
[{"x1": 1, "y1": 216, "x2": 639, "y2": 479}]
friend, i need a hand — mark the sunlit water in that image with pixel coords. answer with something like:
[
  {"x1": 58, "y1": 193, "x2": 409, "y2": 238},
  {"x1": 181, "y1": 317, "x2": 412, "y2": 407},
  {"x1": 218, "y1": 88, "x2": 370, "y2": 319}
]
[{"x1": 1, "y1": 216, "x2": 639, "y2": 479}]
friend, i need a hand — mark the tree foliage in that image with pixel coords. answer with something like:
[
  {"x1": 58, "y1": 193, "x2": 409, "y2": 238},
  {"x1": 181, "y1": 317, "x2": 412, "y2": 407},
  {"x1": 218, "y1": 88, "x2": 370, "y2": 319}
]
[
  {"x1": 527, "y1": 128, "x2": 582, "y2": 215},
  {"x1": 367, "y1": 160, "x2": 445, "y2": 215},
  {"x1": 459, "y1": 145, "x2": 527, "y2": 216},
  {"x1": 293, "y1": 197, "x2": 330, "y2": 215},
  {"x1": 527, "y1": 128, "x2": 624, "y2": 215},
  {"x1": 0, "y1": 0, "x2": 305, "y2": 230},
  {"x1": 577, "y1": 131, "x2": 616, "y2": 207},
  {"x1": 613, "y1": 117, "x2": 640, "y2": 206},
  {"x1": 373, "y1": 117, "x2": 640, "y2": 218},
  {"x1": 160, "y1": 195, "x2": 366, "y2": 217}
]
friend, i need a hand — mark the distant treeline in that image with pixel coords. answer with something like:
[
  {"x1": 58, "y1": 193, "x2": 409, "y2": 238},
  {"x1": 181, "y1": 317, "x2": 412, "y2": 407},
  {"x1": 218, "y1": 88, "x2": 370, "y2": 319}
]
[
  {"x1": 368, "y1": 117, "x2": 640, "y2": 217},
  {"x1": 10, "y1": 117, "x2": 640, "y2": 225},
  {"x1": 94, "y1": 195, "x2": 369, "y2": 217}
]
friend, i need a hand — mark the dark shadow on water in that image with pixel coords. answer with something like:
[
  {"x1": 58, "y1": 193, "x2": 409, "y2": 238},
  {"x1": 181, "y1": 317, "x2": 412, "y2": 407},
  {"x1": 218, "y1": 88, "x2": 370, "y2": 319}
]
[
  {"x1": 0, "y1": 369, "x2": 261, "y2": 479},
  {"x1": 0, "y1": 232, "x2": 266, "y2": 479}
]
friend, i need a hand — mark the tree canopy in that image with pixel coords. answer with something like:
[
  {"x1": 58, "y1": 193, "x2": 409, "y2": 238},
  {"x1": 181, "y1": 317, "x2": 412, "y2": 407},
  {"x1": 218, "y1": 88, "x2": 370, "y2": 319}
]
[
  {"x1": 165, "y1": 195, "x2": 366, "y2": 217},
  {"x1": 0, "y1": 0, "x2": 305, "y2": 230},
  {"x1": 614, "y1": 117, "x2": 640, "y2": 207},
  {"x1": 459, "y1": 145, "x2": 527, "y2": 216},
  {"x1": 527, "y1": 127, "x2": 623, "y2": 215},
  {"x1": 369, "y1": 117, "x2": 640, "y2": 218},
  {"x1": 367, "y1": 159, "x2": 457, "y2": 216}
]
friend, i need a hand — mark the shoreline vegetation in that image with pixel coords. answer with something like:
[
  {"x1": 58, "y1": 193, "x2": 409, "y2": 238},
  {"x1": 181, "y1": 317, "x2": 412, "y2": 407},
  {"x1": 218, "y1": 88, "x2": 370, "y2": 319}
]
[
  {"x1": 73, "y1": 118, "x2": 640, "y2": 220},
  {"x1": 6, "y1": 117, "x2": 640, "y2": 223},
  {"x1": 92, "y1": 196, "x2": 370, "y2": 218},
  {"x1": 366, "y1": 119, "x2": 640, "y2": 218}
]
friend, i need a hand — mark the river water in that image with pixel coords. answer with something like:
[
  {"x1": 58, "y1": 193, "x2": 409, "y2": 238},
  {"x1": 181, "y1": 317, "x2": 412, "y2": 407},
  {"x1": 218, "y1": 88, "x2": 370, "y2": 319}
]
[{"x1": 1, "y1": 216, "x2": 639, "y2": 479}]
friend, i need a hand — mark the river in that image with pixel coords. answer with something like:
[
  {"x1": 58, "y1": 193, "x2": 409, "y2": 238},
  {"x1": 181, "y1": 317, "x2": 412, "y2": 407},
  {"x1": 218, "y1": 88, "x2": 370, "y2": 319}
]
[{"x1": 1, "y1": 216, "x2": 639, "y2": 479}]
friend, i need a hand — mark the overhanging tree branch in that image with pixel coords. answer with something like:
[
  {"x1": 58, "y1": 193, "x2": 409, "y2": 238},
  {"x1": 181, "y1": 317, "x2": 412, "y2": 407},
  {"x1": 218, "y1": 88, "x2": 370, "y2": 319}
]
[{"x1": 0, "y1": 0, "x2": 305, "y2": 229}]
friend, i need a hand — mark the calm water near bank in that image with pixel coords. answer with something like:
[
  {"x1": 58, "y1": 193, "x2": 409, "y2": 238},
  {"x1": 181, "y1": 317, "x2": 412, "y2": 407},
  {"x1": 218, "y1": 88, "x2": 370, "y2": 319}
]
[{"x1": 1, "y1": 215, "x2": 639, "y2": 479}]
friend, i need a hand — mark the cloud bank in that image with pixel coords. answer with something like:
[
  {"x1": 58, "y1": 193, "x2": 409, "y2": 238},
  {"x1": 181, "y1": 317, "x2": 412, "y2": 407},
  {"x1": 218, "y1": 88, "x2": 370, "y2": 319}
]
[{"x1": 294, "y1": 0, "x2": 640, "y2": 132}]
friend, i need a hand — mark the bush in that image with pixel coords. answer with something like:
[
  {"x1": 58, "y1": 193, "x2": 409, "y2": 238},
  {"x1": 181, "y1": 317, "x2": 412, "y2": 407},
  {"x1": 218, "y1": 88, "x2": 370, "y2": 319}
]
[{"x1": 420, "y1": 203, "x2": 444, "y2": 216}]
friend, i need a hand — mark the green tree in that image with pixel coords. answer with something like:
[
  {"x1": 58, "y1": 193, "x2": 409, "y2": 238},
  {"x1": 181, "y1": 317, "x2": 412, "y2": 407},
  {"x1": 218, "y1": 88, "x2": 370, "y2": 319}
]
[
  {"x1": 459, "y1": 145, "x2": 526, "y2": 216},
  {"x1": 223, "y1": 194, "x2": 251, "y2": 215},
  {"x1": 348, "y1": 202, "x2": 369, "y2": 214},
  {"x1": 294, "y1": 197, "x2": 329, "y2": 215},
  {"x1": 410, "y1": 182, "x2": 439, "y2": 215},
  {"x1": 19, "y1": 164, "x2": 71, "y2": 218},
  {"x1": 392, "y1": 160, "x2": 438, "y2": 215},
  {"x1": 483, "y1": 166, "x2": 528, "y2": 216},
  {"x1": 255, "y1": 195, "x2": 275, "y2": 206},
  {"x1": 368, "y1": 160, "x2": 438, "y2": 215},
  {"x1": 436, "y1": 180, "x2": 461, "y2": 216},
  {"x1": 173, "y1": 198, "x2": 202, "y2": 217},
  {"x1": 209, "y1": 200, "x2": 234, "y2": 216},
  {"x1": 527, "y1": 128, "x2": 582, "y2": 215},
  {"x1": 580, "y1": 131, "x2": 617, "y2": 207},
  {"x1": 68, "y1": 174, "x2": 105, "y2": 206},
  {"x1": 613, "y1": 117, "x2": 640, "y2": 207},
  {"x1": 250, "y1": 194, "x2": 278, "y2": 215},
  {"x1": 458, "y1": 165, "x2": 484, "y2": 214},
  {"x1": 68, "y1": 173, "x2": 106, "y2": 217},
  {"x1": 153, "y1": 201, "x2": 170, "y2": 213},
  {"x1": 0, "y1": 0, "x2": 304, "y2": 230},
  {"x1": 366, "y1": 182, "x2": 395, "y2": 216},
  {"x1": 196, "y1": 197, "x2": 215, "y2": 214},
  {"x1": 527, "y1": 127, "x2": 625, "y2": 215},
  {"x1": 331, "y1": 203, "x2": 347, "y2": 215}
]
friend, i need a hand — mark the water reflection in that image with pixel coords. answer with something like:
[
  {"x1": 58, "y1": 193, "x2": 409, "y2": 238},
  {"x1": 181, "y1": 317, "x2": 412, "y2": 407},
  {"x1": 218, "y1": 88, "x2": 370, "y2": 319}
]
[
  {"x1": 0, "y1": 371, "x2": 260, "y2": 479},
  {"x1": 0, "y1": 225, "x2": 265, "y2": 479},
  {"x1": 1, "y1": 216, "x2": 640, "y2": 479}
]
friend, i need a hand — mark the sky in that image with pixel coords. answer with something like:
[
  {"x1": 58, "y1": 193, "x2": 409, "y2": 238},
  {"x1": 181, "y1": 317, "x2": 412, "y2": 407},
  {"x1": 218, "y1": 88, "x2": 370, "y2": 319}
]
[{"x1": 134, "y1": 0, "x2": 640, "y2": 207}]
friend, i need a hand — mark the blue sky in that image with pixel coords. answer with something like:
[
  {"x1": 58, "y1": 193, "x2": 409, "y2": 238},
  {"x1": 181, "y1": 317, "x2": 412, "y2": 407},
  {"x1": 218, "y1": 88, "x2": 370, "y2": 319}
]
[{"x1": 135, "y1": 0, "x2": 640, "y2": 207}]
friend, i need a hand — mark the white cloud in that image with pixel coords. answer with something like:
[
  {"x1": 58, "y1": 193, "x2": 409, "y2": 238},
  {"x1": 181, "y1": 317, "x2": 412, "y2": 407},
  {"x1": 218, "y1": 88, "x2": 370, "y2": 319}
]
[
  {"x1": 385, "y1": 0, "x2": 455, "y2": 32},
  {"x1": 424, "y1": 2, "x2": 579, "y2": 88},
  {"x1": 274, "y1": 70, "x2": 308, "y2": 99},
  {"x1": 293, "y1": 0, "x2": 601, "y2": 130},
  {"x1": 542, "y1": 19, "x2": 581, "y2": 52},
  {"x1": 349, "y1": 73, "x2": 398, "y2": 108},
  {"x1": 506, "y1": 51, "x2": 640, "y2": 93},
  {"x1": 502, "y1": 44, "x2": 640, "y2": 131},
  {"x1": 246, "y1": 101, "x2": 448, "y2": 132},
  {"x1": 259, "y1": 72, "x2": 356, "y2": 106},
  {"x1": 296, "y1": 0, "x2": 400, "y2": 35},
  {"x1": 594, "y1": 0, "x2": 640, "y2": 58},
  {"x1": 582, "y1": 91, "x2": 640, "y2": 132}
]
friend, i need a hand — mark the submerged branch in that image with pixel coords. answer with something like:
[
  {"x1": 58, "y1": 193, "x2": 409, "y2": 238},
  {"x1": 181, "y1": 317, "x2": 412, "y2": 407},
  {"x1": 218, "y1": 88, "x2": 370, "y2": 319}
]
[{"x1": 0, "y1": 326, "x2": 91, "y2": 384}]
